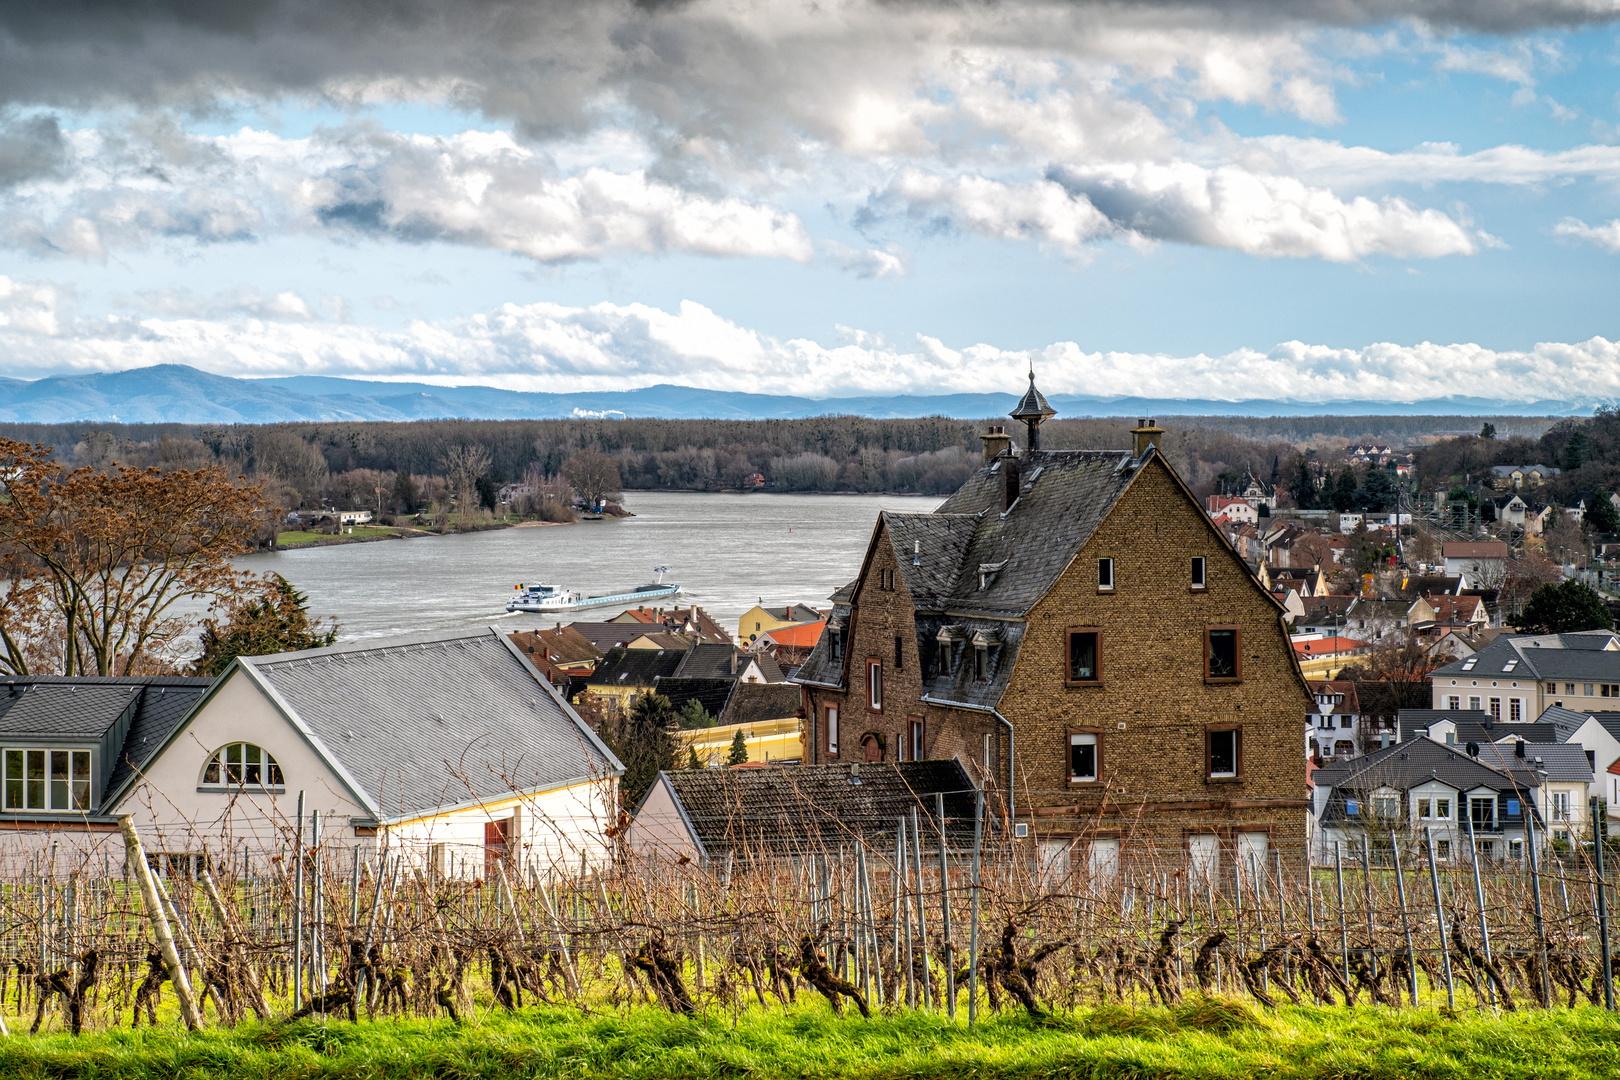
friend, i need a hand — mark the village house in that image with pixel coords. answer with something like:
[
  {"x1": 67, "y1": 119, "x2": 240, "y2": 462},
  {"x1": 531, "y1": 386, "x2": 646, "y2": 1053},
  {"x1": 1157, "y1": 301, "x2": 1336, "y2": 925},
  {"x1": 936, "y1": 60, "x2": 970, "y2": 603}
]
[
  {"x1": 1311, "y1": 737, "x2": 1551, "y2": 863},
  {"x1": 1429, "y1": 629, "x2": 1620, "y2": 722},
  {"x1": 2, "y1": 630, "x2": 623, "y2": 874},
  {"x1": 791, "y1": 381, "x2": 1312, "y2": 875},
  {"x1": 1441, "y1": 540, "x2": 1510, "y2": 581},
  {"x1": 1291, "y1": 635, "x2": 1371, "y2": 680},
  {"x1": 608, "y1": 605, "x2": 732, "y2": 643},
  {"x1": 678, "y1": 682, "x2": 805, "y2": 767},
  {"x1": 508, "y1": 625, "x2": 604, "y2": 691},
  {"x1": 737, "y1": 602, "x2": 825, "y2": 646},
  {"x1": 583, "y1": 641, "x2": 780, "y2": 717},
  {"x1": 1205, "y1": 495, "x2": 1258, "y2": 525},
  {"x1": 1307, "y1": 679, "x2": 1363, "y2": 761},
  {"x1": 1407, "y1": 593, "x2": 1489, "y2": 637},
  {"x1": 748, "y1": 619, "x2": 828, "y2": 671},
  {"x1": 1488, "y1": 464, "x2": 1560, "y2": 491}
]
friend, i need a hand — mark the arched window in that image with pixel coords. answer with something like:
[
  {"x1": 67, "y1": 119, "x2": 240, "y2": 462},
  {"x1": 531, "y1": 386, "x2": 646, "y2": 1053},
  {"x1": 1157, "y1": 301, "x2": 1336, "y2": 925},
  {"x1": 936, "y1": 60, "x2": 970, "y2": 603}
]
[{"x1": 201, "y1": 743, "x2": 284, "y2": 788}]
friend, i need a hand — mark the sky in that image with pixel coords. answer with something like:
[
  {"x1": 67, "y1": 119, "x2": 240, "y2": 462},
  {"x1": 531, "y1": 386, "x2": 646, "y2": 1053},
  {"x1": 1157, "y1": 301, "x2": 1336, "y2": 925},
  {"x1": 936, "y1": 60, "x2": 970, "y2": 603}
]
[{"x1": 3, "y1": 1, "x2": 1620, "y2": 406}]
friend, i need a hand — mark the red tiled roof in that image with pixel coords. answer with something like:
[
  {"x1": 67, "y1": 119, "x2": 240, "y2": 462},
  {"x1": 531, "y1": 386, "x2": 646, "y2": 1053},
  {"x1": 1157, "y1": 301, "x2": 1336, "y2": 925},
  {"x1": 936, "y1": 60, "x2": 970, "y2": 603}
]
[
  {"x1": 1608, "y1": 757, "x2": 1620, "y2": 777},
  {"x1": 1293, "y1": 636, "x2": 1368, "y2": 655},
  {"x1": 763, "y1": 620, "x2": 826, "y2": 648}
]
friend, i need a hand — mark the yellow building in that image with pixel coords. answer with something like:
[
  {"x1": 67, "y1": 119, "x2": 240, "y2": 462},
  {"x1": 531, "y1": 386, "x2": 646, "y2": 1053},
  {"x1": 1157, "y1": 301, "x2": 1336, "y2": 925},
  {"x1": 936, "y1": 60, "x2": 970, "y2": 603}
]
[
  {"x1": 679, "y1": 716, "x2": 803, "y2": 766},
  {"x1": 737, "y1": 602, "x2": 823, "y2": 646}
]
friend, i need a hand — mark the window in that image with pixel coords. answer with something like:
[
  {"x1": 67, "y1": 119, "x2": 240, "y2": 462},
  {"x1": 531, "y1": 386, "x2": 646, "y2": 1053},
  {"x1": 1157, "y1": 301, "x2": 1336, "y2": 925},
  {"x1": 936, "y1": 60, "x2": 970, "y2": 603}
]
[
  {"x1": 3, "y1": 749, "x2": 90, "y2": 811},
  {"x1": 1097, "y1": 557, "x2": 1114, "y2": 591},
  {"x1": 1546, "y1": 683, "x2": 1557, "y2": 694},
  {"x1": 894, "y1": 635, "x2": 903, "y2": 670},
  {"x1": 1190, "y1": 556, "x2": 1207, "y2": 590},
  {"x1": 1373, "y1": 793, "x2": 1400, "y2": 819},
  {"x1": 1509, "y1": 699, "x2": 1522, "y2": 722},
  {"x1": 1207, "y1": 727, "x2": 1240, "y2": 779},
  {"x1": 1447, "y1": 696, "x2": 1460, "y2": 710},
  {"x1": 1340, "y1": 715, "x2": 1353, "y2": 729},
  {"x1": 1605, "y1": 684, "x2": 1620, "y2": 697},
  {"x1": 1436, "y1": 797, "x2": 1451, "y2": 819},
  {"x1": 1552, "y1": 791, "x2": 1570, "y2": 821},
  {"x1": 1470, "y1": 796, "x2": 1495, "y2": 830},
  {"x1": 1418, "y1": 797, "x2": 1431, "y2": 818},
  {"x1": 826, "y1": 706, "x2": 839, "y2": 756},
  {"x1": 983, "y1": 733, "x2": 993, "y2": 771},
  {"x1": 1468, "y1": 696, "x2": 1481, "y2": 711},
  {"x1": 1566, "y1": 683, "x2": 1575, "y2": 694},
  {"x1": 1488, "y1": 697, "x2": 1501, "y2": 720},
  {"x1": 1066, "y1": 629, "x2": 1101, "y2": 685},
  {"x1": 908, "y1": 718, "x2": 924, "y2": 761},
  {"x1": 867, "y1": 659, "x2": 883, "y2": 712},
  {"x1": 974, "y1": 644, "x2": 989, "y2": 681},
  {"x1": 1586, "y1": 683, "x2": 1595, "y2": 696},
  {"x1": 1436, "y1": 839, "x2": 1451, "y2": 859},
  {"x1": 1205, "y1": 626, "x2": 1241, "y2": 681},
  {"x1": 1509, "y1": 839, "x2": 1523, "y2": 860},
  {"x1": 201, "y1": 743, "x2": 284, "y2": 788},
  {"x1": 1069, "y1": 732, "x2": 1099, "y2": 783}
]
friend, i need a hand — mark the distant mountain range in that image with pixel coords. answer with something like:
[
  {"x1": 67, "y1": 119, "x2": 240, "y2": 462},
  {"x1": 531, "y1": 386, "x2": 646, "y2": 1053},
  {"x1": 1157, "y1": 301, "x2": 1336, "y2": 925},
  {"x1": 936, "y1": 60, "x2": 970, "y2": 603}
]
[{"x1": 0, "y1": 364, "x2": 1589, "y2": 424}]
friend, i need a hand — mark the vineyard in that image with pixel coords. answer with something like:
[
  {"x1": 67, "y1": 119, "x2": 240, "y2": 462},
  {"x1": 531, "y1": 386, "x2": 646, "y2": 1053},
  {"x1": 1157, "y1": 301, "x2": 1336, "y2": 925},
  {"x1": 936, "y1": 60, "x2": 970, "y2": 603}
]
[{"x1": 0, "y1": 787, "x2": 1618, "y2": 1046}]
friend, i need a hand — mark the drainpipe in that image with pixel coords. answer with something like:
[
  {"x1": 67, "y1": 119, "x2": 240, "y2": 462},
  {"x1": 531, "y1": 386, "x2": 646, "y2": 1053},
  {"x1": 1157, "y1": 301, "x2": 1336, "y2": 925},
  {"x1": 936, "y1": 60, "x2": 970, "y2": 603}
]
[{"x1": 920, "y1": 696, "x2": 1016, "y2": 830}]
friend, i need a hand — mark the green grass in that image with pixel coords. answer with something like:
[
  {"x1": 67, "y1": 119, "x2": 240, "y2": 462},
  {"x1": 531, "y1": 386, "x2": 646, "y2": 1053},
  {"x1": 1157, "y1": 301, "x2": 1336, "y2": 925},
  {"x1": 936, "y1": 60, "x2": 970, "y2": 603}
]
[
  {"x1": 3, "y1": 1001, "x2": 1618, "y2": 1080},
  {"x1": 275, "y1": 527, "x2": 398, "y2": 544}
]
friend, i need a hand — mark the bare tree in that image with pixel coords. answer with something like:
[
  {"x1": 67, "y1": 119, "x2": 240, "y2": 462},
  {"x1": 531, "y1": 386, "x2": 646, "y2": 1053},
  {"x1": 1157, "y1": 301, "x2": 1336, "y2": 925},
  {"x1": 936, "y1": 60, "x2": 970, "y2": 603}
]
[
  {"x1": 559, "y1": 449, "x2": 622, "y2": 508},
  {"x1": 441, "y1": 444, "x2": 493, "y2": 517}
]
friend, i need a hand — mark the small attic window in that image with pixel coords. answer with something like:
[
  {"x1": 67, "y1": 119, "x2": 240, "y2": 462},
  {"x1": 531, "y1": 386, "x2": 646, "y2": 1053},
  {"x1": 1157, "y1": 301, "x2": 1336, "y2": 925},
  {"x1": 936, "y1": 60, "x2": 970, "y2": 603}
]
[
  {"x1": 1461, "y1": 658, "x2": 1477, "y2": 671},
  {"x1": 1502, "y1": 660, "x2": 1518, "y2": 672}
]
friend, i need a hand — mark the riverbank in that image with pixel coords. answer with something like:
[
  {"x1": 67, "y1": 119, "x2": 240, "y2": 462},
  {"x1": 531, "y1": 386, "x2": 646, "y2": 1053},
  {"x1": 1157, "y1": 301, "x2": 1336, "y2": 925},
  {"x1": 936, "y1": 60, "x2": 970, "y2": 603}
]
[{"x1": 3, "y1": 1002, "x2": 1616, "y2": 1080}]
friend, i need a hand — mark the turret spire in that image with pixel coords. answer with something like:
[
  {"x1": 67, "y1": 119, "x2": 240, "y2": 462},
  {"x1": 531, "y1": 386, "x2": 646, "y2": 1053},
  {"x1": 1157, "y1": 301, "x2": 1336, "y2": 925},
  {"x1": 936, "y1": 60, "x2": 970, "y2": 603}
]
[{"x1": 1008, "y1": 367, "x2": 1057, "y2": 451}]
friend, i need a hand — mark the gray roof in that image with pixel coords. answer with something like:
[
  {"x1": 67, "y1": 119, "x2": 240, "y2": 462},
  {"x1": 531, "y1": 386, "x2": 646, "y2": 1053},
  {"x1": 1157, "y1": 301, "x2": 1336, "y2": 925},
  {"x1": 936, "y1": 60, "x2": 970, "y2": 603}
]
[
  {"x1": 718, "y1": 682, "x2": 803, "y2": 728},
  {"x1": 1397, "y1": 709, "x2": 1570, "y2": 746},
  {"x1": 1430, "y1": 631, "x2": 1620, "y2": 682},
  {"x1": 587, "y1": 646, "x2": 687, "y2": 688},
  {"x1": 105, "y1": 679, "x2": 215, "y2": 797},
  {"x1": 1537, "y1": 705, "x2": 1620, "y2": 743},
  {"x1": 677, "y1": 642, "x2": 751, "y2": 679},
  {"x1": 237, "y1": 628, "x2": 620, "y2": 822},
  {"x1": 1516, "y1": 742, "x2": 1594, "y2": 784},
  {"x1": 1316, "y1": 736, "x2": 1541, "y2": 797},
  {"x1": 0, "y1": 682, "x2": 142, "y2": 738}
]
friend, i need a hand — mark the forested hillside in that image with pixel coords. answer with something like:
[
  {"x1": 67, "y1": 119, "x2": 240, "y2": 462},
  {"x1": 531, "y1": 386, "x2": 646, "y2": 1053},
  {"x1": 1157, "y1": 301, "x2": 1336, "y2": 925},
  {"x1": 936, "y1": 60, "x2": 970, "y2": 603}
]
[
  {"x1": 1414, "y1": 408, "x2": 1620, "y2": 500},
  {"x1": 0, "y1": 412, "x2": 1534, "y2": 513}
]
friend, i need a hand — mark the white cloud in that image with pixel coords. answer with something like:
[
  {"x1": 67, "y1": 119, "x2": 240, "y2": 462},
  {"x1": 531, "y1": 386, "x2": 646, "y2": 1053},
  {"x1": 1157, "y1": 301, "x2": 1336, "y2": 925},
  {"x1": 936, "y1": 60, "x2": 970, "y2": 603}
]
[
  {"x1": 6, "y1": 285, "x2": 1620, "y2": 405},
  {"x1": 1, "y1": 125, "x2": 816, "y2": 265},
  {"x1": 883, "y1": 162, "x2": 1481, "y2": 261},
  {"x1": 1554, "y1": 216, "x2": 1620, "y2": 251}
]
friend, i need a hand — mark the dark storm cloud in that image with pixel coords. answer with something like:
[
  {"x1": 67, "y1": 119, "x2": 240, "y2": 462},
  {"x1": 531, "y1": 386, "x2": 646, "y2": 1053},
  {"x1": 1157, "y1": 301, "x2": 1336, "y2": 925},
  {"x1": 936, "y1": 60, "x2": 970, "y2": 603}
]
[{"x1": 0, "y1": 114, "x2": 67, "y2": 186}]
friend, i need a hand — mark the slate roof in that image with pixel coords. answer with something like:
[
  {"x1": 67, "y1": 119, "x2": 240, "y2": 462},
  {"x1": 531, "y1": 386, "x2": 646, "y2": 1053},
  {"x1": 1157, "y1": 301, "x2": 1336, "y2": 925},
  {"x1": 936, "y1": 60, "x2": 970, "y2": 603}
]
[
  {"x1": 1537, "y1": 705, "x2": 1620, "y2": 743},
  {"x1": 0, "y1": 682, "x2": 142, "y2": 738},
  {"x1": 677, "y1": 642, "x2": 751, "y2": 679},
  {"x1": 0, "y1": 677, "x2": 212, "y2": 808},
  {"x1": 565, "y1": 622, "x2": 652, "y2": 652},
  {"x1": 718, "y1": 682, "x2": 803, "y2": 728},
  {"x1": 1516, "y1": 743, "x2": 1594, "y2": 784},
  {"x1": 1432, "y1": 631, "x2": 1620, "y2": 683},
  {"x1": 1396, "y1": 709, "x2": 1569, "y2": 746},
  {"x1": 647, "y1": 760, "x2": 979, "y2": 854},
  {"x1": 588, "y1": 646, "x2": 688, "y2": 688},
  {"x1": 231, "y1": 628, "x2": 620, "y2": 822},
  {"x1": 1315, "y1": 737, "x2": 1541, "y2": 800}
]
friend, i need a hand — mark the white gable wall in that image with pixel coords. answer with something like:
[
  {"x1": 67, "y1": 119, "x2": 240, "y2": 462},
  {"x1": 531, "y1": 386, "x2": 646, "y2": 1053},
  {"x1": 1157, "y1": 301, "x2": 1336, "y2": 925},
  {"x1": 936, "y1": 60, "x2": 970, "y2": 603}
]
[{"x1": 625, "y1": 775, "x2": 702, "y2": 862}]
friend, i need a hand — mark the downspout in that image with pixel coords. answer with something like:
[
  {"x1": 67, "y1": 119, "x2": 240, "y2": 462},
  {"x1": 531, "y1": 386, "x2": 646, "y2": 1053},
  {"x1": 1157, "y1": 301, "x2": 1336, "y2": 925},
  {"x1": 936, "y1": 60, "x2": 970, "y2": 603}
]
[{"x1": 920, "y1": 695, "x2": 1015, "y2": 829}]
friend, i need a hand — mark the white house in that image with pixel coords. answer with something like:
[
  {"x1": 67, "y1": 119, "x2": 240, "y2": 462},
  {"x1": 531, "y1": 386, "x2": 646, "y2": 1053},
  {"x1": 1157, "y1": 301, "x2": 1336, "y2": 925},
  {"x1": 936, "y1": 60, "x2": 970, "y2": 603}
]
[{"x1": 0, "y1": 629, "x2": 624, "y2": 874}]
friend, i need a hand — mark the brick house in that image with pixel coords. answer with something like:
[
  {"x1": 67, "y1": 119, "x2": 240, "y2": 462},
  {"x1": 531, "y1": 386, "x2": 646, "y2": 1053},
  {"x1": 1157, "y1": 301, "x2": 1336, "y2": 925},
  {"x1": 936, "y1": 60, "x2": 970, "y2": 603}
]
[{"x1": 792, "y1": 382, "x2": 1313, "y2": 875}]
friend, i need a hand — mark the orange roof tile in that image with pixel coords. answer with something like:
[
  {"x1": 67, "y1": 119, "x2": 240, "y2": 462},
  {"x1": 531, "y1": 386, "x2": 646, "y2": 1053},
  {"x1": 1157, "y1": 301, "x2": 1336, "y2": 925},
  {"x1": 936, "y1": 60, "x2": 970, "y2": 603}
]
[
  {"x1": 1293, "y1": 636, "x2": 1369, "y2": 655},
  {"x1": 763, "y1": 620, "x2": 827, "y2": 648}
]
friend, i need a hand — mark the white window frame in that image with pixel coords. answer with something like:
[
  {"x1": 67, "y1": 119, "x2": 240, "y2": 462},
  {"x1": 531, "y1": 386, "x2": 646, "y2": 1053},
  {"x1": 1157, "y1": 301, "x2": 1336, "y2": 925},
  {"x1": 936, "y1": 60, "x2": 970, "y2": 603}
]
[
  {"x1": 200, "y1": 742, "x2": 285, "y2": 791},
  {"x1": 1069, "y1": 732, "x2": 1098, "y2": 783},
  {"x1": 826, "y1": 706, "x2": 839, "y2": 756},
  {"x1": 1190, "y1": 556, "x2": 1207, "y2": 590},
  {"x1": 2, "y1": 748, "x2": 92, "y2": 812},
  {"x1": 867, "y1": 660, "x2": 883, "y2": 712},
  {"x1": 1097, "y1": 557, "x2": 1115, "y2": 591}
]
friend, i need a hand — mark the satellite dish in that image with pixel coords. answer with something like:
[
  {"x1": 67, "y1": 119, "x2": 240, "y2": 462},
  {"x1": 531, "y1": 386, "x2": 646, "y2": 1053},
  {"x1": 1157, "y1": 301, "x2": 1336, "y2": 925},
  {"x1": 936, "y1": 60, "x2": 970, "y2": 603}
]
[{"x1": 1466, "y1": 741, "x2": 1480, "y2": 758}]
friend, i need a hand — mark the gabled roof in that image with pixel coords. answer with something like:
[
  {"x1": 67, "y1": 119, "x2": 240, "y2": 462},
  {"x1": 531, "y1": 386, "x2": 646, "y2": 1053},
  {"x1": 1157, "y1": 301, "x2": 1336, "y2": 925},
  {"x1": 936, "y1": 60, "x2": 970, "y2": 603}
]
[
  {"x1": 508, "y1": 626, "x2": 602, "y2": 668},
  {"x1": 588, "y1": 646, "x2": 688, "y2": 687},
  {"x1": 1398, "y1": 708, "x2": 1571, "y2": 745},
  {"x1": 165, "y1": 628, "x2": 621, "y2": 822},
  {"x1": 1318, "y1": 736, "x2": 1541, "y2": 796},
  {"x1": 644, "y1": 760, "x2": 978, "y2": 855},
  {"x1": 1432, "y1": 631, "x2": 1620, "y2": 682},
  {"x1": 654, "y1": 677, "x2": 736, "y2": 719},
  {"x1": 566, "y1": 621, "x2": 654, "y2": 652},
  {"x1": 718, "y1": 682, "x2": 803, "y2": 728},
  {"x1": 677, "y1": 642, "x2": 750, "y2": 679},
  {"x1": 1517, "y1": 742, "x2": 1594, "y2": 784},
  {"x1": 1442, "y1": 541, "x2": 1510, "y2": 559}
]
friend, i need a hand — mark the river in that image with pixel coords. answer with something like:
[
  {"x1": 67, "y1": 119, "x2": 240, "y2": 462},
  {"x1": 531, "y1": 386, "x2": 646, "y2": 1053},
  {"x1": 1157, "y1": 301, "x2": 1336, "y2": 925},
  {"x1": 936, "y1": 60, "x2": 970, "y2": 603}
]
[{"x1": 240, "y1": 491, "x2": 943, "y2": 642}]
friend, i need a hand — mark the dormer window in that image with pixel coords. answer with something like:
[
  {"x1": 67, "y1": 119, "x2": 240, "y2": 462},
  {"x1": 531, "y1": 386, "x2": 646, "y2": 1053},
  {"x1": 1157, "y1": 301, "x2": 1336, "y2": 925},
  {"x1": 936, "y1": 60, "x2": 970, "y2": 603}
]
[
  {"x1": 974, "y1": 644, "x2": 990, "y2": 681},
  {"x1": 1460, "y1": 658, "x2": 1477, "y2": 670},
  {"x1": 201, "y1": 743, "x2": 284, "y2": 789},
  {"x1": 1502, "y1": 660, "x2": 1518, "y2": 672}
]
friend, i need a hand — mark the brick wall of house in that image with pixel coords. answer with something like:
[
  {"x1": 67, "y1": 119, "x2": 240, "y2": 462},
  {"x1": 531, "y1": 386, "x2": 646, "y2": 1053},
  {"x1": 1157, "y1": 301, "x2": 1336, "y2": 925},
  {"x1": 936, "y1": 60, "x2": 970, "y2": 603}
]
[
  {"x1": 803, "y1": 453, "x2": 1311, "y2": 856},
  {"x1": 1000, "y1": 457, "x2": 1311, "y2": 846}
]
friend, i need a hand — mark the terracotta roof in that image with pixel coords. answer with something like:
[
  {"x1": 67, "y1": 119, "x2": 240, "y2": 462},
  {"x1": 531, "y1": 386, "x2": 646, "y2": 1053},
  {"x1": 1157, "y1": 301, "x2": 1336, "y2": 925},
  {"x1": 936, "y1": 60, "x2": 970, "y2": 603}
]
[
  {"x1": 1609, "y1": 757, "x2": 1620, "y2": 777},
  {"x1": 1294, "y1": 636, "x2": 1368, "y2": 655},
  {"x1": 508, "y1": 626, "x2": 602, "y2": 668},
  {"x1": 762, "y1": 621, "x2": 827, "y2": 648}
]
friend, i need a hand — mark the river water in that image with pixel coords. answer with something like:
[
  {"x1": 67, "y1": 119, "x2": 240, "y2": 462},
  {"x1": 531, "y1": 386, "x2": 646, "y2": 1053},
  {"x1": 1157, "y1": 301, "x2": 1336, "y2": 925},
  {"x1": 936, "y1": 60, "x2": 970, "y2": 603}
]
[{"x1": 240, "y1": 491, "x2": 943, "y2": 643}]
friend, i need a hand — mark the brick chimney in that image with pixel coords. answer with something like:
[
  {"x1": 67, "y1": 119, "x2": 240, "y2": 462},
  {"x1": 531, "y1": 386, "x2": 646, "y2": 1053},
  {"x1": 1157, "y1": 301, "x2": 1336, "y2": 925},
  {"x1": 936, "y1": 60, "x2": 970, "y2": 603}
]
[
  {"x1": 980, "y1": 424, "x2": 1012, "y2": 462},
  {"x1": 1131, "y1": 418, "x2": 1165, "y2": 458}
]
